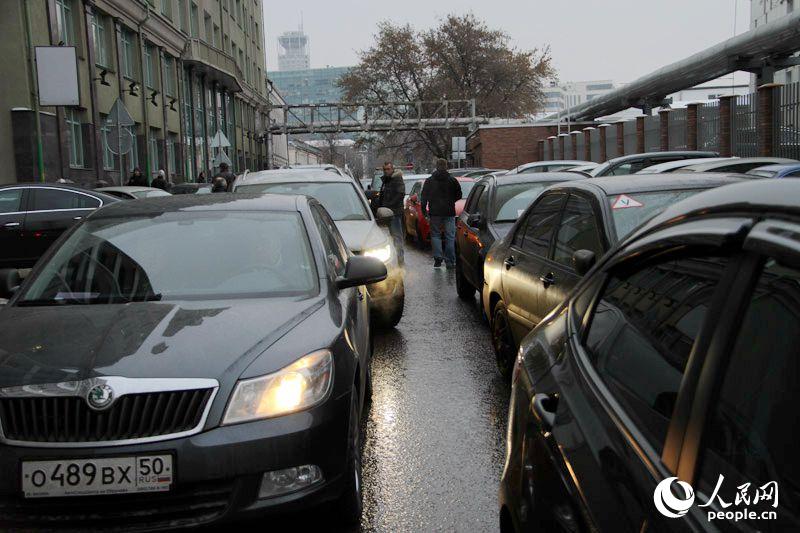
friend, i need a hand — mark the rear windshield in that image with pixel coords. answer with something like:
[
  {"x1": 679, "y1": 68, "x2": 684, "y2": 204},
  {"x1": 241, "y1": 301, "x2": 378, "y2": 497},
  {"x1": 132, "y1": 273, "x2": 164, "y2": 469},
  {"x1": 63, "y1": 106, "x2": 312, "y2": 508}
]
[
  {"x1": 18, "y1": 212, "x2": 317, "y2": 304},
  {"x1": 609, "y1": 190, "x2": 705, "y2": 238},
  {"x1": 237, "y1": 182, "x2": 370, "y2": 221},
  {"x1": 493, "y1": 182, "x2": 559, "y2": 222}
]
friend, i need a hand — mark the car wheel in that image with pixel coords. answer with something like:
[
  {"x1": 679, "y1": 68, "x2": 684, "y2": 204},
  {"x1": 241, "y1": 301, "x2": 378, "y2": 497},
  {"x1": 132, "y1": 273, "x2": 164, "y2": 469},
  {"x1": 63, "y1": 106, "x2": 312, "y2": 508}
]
[
  {"x1": 492, "y1": 302, "x2": 516, "y2": 382},
  {"x1": 404, "y1": 217, "x2": 414, "y2": 243},
  {"x1": 376, "y1": 281, "x2": 404, "y2": 328},
  {"x1": 335, "y1": 392, "x2": 363, "y2": 525},
  {"x1": 455, "y1": 259, "x2": 475, "y2": 300}
]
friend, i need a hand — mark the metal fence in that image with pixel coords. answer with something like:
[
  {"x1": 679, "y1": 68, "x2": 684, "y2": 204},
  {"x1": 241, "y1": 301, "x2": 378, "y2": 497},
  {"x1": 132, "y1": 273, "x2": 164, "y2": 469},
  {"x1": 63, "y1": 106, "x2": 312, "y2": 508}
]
[
  {"x1": 563, "y1": 135, "x2": 572, "y2": 160},
  {"x1": 644, "y1": 115, "x2": 660, "y2": 152},
  {"x1": 698, "y1": 101, "x2": 719, "y2": 152},
  {"x1": 605, "y1": 124, "x2": 619, "y2": 159},
  {"x1": 589, "y1": 129, "x2": 602, "y2": 162},
  {"x1": 668, "y1": 108, "x2": 687, "y2": 150},
  {"x1": 777, "y1": 82, "x2": 800, "y2": 159},
  {"x1": 573, "y1": 133, "x2": 583, "y2": 160},
  {"x1": 554, "y1": 136, "x2": 563, "y2": 160},
  {"x1": 732, "y1": 93, "x2": 757, "y2": 157},
  {"x1": 623, "y1": 120, "x2": 638, "y2": 154}
]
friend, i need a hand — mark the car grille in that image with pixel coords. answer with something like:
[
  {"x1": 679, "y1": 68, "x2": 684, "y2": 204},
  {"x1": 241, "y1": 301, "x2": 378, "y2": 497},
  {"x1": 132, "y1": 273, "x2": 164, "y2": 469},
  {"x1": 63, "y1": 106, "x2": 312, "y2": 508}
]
[
  {"x1": 0, "y1": 389, "x2": 213, "y2": 444},
  {"x1": 0, "y1": 480, "x2": 234, "y2": 531}
]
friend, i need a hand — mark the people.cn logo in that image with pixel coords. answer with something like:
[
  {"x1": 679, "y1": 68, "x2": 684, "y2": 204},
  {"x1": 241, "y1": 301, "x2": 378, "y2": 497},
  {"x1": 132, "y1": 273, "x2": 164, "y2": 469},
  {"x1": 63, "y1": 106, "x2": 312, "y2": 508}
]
[{"x1": 654, "y1": 477, "x2": 696, "y2": 518}]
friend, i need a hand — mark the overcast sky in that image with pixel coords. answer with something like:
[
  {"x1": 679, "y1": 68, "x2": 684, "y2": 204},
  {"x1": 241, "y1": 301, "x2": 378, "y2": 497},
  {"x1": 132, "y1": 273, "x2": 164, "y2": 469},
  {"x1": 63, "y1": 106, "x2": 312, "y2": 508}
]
[{"x1": 262, "y1": 0, "x2": 751, "y2": 83}]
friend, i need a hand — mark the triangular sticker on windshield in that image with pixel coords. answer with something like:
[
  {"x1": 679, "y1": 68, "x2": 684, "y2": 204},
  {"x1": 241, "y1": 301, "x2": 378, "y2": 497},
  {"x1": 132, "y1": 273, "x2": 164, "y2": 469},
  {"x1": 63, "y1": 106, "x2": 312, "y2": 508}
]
[{"x1": 612, "y1": 194, "x2": 644, "y2": 209}]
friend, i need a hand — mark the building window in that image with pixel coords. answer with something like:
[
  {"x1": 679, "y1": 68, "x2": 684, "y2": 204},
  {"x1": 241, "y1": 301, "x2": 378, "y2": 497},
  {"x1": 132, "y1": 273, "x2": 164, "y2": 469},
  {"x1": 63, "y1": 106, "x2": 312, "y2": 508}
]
[
  {"x1": 100, "y1": 115, "x2": 115, "y2": 170},
  {"x1": 164, "y1": 56, "x2": 176, "y2": 96},
  {"x1": 91, "y1": 13, "x2": 109, "y2": 67},
  {"x1": 65, "y1": 109, "x2": 83, "y2": 168},
  {"x1": 204, "y1": 12, "x2": 212, "y2": 43},
  {"x1": 167, "y1": 133, "x2": 178, "y2": 177},
  {"x1": 121, "y1": 29, "x2": 136, "y2": 79},
  {"x1": 213, "y1": 25, "x2": 220, "y2": 48},
  {"x1": 55, "y1": 0, "x2": 75, "y2": 46},
  {"x1": 178, "y1": 0, "x2": 187, "y2": 31},
  {"x1": 161, "y1": 0, "x2": 173, "y2": 19},
  {"x1": 128, "y1": 126, "x2": 139, "y2": 173},
  {"x1": 144, "y1": 43, "x2": 156, "y2": 88},
  {"x1": 149, "y1": 128, "x2": 160, "y2": 175},
  {"x1": 190, "y1": 2, "x2": 199, "y2": 38}
]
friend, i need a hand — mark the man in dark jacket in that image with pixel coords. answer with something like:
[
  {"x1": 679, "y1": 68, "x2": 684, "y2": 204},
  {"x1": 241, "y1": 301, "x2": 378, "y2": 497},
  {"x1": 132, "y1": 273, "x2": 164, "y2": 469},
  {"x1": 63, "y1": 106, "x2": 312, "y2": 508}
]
[
  {"x1": 421, "y1": 158, "x2": 462, "y2": 269},
  {"x1": 151, "y1": 170, "x2": 169, "y2": 191},
  {"x1": 377, "y1": 162, "x2": 406, "y2": 265}
]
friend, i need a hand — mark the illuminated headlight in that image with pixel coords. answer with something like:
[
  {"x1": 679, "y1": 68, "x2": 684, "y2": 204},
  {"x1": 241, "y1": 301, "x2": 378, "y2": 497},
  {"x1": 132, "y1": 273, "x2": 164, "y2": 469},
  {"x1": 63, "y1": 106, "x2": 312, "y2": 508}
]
[
  {"x1": 223, "y1": 350, "x2": 332, "y2": 424},
  {"x1": 363, "y1": 243, "x2": 392, "y2": 263}
]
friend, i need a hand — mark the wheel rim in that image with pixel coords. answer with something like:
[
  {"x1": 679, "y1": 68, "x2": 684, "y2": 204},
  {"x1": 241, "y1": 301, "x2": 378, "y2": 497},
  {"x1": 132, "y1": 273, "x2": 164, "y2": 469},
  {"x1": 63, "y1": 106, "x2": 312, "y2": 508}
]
[{"x1": 493, "y1": 310, "x2": 514, "y2": 374}]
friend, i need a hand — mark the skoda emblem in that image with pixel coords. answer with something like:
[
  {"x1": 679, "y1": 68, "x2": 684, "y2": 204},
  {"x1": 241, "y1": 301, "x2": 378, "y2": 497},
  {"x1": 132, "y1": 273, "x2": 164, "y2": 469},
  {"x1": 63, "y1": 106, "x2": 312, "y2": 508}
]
[{"x1": 86, "y1": 384, "x2": 115, "y2": 410}]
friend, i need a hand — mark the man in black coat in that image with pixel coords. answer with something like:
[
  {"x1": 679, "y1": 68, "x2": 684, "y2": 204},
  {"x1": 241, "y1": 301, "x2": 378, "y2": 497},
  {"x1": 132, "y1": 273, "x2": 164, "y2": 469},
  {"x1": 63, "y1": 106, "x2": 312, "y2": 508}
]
[
  {"x1": 421, "y1": 158, "x2": 462, "y2": 269},
  {"x1": 377, "y1": 162, "x2": 406, "y2": 265}
]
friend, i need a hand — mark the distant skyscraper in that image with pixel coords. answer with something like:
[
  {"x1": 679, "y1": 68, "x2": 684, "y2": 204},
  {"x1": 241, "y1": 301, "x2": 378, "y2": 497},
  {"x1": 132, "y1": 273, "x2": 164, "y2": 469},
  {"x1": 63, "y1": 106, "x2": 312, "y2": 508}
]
[{"x1": 277, "y1": 29, "x2": 310, "y2": 71}]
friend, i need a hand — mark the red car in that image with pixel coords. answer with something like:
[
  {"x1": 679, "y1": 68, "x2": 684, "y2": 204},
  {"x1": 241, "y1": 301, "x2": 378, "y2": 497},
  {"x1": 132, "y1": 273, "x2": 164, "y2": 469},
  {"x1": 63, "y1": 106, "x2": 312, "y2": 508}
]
[{"x1": 404, "y1": 176, "x2": 476, "y2": 245}]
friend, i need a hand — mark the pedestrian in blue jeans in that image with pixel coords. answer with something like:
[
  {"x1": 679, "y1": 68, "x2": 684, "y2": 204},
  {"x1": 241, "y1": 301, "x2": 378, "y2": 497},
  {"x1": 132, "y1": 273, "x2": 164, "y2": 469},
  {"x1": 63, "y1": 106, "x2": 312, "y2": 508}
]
[
  {"x1": 421, "y1": 158, "x2": 462, "y2": 269},
  {"x1": 377, "y1": 162, "x2": 406, "y2": 265}
]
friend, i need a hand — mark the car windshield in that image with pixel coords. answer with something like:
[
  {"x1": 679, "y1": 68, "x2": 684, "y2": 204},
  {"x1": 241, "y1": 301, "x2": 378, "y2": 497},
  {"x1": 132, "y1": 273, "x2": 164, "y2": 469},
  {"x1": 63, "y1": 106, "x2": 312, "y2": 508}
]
[
  {"x1": 17, "y1": 211, "x2": 317, "y2": 305},
  {"x1": 405, "y1": 179, "x2": 424, "y2": 194},
  {"x1": 459, "y1": 181, "x2": 476, "y2": 198},
  {"x1": 237, "y1": 182, "x2": 370, "y2": 221},
  {"x1": 493, "y1": 182, "x2": 558, "y2": 222},
  {"x1": 609, "y1": 190, "x2": 706, "y2": 238}
]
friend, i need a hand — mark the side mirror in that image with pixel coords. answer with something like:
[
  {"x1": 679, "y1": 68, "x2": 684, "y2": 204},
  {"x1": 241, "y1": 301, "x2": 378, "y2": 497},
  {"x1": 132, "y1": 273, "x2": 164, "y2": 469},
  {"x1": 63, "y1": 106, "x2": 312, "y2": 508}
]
[
  {"x1": 573, "y1": 249, "x2": 596, "y2": 277},
  {"x1": 467, "y1": 213, "x2": 483, "y2": 228},
  {"x1": 375, "y1": 207, "x2": 394, "y2": 226},
  {"x1": 0, "y1": 268, "x2": 21, "y2": 300},
  {"x1": 336, "y1": 256, "x2": 388, "y2": 289}
]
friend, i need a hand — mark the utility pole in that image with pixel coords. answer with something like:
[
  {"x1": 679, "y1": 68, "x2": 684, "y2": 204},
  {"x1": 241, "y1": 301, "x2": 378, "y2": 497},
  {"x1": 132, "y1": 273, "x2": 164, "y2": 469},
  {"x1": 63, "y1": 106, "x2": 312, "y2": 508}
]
[{"x1": 23, "y1": 0, "x2": 45, "y2": 181}]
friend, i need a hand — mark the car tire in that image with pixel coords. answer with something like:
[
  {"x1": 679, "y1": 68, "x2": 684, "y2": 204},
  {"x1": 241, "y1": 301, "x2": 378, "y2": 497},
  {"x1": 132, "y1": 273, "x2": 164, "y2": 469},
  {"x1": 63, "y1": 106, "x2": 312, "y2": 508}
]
[
  {"x1": 335, "y1": 393, "x2": 363, "y2": 525},
  {"x1": 492, "y1": 302, "x2": 516, "y2": 382},
  {"x1": 455, "y1": 260, "x2": 475, "y2": 300},
  {"x1": 376, "y1": 281, "x2": 404, "y2": 329}
]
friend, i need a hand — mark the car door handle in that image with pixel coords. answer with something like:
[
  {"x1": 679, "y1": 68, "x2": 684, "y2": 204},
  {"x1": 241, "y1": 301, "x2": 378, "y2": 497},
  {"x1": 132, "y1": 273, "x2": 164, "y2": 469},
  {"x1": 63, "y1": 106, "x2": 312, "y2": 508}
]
[
  {"x1": 532, "y1": 393, "x2": 558, "y2": 432},
  {"x1": 504, "y1": 256, "x2": 516, "y2": 269},
  {"x1": 3, "y1": 222, "x2": 20, "y2": 228},
  {"x1": 539, "y1": 272, "x2": 556, "y2": 288}
]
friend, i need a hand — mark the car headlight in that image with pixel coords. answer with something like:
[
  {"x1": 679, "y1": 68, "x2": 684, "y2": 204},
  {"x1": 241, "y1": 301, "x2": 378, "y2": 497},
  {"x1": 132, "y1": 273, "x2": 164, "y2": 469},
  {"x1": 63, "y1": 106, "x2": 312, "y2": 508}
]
[
  {"x1": 223, "y1": 350, "x2": 333, "y2": 424},
  {"x1": 363, "y1": 243, "x2": 392, "y2": 263}
]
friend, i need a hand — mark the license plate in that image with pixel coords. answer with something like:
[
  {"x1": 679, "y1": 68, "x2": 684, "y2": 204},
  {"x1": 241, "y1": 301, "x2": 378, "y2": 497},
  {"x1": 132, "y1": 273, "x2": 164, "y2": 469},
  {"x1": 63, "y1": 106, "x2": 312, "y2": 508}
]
[{"x1": 22, "y1": 455, "x2": 173, "y2": 498}]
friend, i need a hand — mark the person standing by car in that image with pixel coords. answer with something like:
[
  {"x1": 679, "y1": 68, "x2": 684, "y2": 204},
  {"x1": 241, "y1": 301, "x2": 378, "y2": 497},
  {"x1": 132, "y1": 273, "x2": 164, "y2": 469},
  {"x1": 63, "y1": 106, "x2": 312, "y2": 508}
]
[
  {"x1": 377, "y1": 162, "x2": 406, "y2": 265},
  {"x1": 422, "y1": 158, "x2": 462, "y2": 269},
  {"x1": 211, "y1": 176, "x2": 228, "y2": 192},
  {"x1": 213, "y1": 163, "x2": 235, "y2": 189},
  {"x1": 127, "y1": 167, "x2": 147, "y2": 187},
  {"x1": 197, "y1": 171, "x2": 207, "y2": 183},
  {"x1": 151, "y1": 170, "x2": 169, "y2": 191}
]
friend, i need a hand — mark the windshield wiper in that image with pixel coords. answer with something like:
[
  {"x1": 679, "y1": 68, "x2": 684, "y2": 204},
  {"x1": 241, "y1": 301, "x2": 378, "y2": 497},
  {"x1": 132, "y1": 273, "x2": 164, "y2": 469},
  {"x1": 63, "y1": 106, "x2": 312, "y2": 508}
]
[{"x1": 17, "y1": 293, "x2": 163, "y2": 306}]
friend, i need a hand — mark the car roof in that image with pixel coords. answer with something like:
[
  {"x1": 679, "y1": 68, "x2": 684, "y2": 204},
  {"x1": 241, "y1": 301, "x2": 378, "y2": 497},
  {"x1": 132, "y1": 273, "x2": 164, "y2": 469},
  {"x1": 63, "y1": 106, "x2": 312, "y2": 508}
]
[
  {"x1": 683, "y1": 157, "x2": 798, "y2": 171},
  {"x1": 487, "y1": 171, "x2": 586, "y2": 186},
  {"x1": 554, "y1": 172, "x2": 748, "y2": 196},
  {"x1": 751, "y1": 163, "x2": 800, "y2": 172},
  {"x1": 637, "y1": 157, "x2": 738, "y2": 173},
  {"x1": 91, "y1": 193, "x2": 303, "y2": 219},
  {"x1": 97, "y1": 186, "x2": 162, "y2": 193},
  {"x1": 0, "y1": 183, "x2": 120, "y2": 202},
  {"x1": 235, "y1": 169, "x2": 349, "y2": 185},
  {"x1": 635, "y1": 178, "x2": 800, "y2": 235}
]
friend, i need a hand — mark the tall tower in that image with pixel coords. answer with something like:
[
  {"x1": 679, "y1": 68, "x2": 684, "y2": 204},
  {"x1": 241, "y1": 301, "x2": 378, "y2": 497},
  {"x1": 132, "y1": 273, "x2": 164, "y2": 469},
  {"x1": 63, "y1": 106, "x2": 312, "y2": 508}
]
[{"x1": 277, "y1": 27, "x2": 310, "y2": 71}]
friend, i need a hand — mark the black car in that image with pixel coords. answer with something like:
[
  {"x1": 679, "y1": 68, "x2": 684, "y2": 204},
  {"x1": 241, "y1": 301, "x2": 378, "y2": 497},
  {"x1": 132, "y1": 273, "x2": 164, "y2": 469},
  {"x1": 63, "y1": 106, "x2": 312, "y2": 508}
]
[
  {"x1": 483, "y1": 173, "x2": 745, "y2": 378},
  {"x1": 0, "y1": 184, "x2": 118, "y2": 268},
  {"x1": 454, "y1": 172, "x2": 584, "y2": 303},
  {"x1": 0, "y1": 193, "x2": 387, "y2": 530},
  {"x1": 500, "y1": 178, "x2": 800, "y2": 532},
  {"x1": 590, "y1": 150, "x2": 719, "y2": 177}
]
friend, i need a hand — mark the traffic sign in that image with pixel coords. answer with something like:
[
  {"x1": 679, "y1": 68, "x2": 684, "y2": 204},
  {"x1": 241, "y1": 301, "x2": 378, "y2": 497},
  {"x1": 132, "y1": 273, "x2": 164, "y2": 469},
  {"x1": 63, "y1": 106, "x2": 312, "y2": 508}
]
[
  {"x1": 405, "y1": 162, "x2": 414, "y2": 170},
  {"x1": 105, "y1": 99, "x2": 135, "y2": 156},
  {"x1": 210, "y1": 130, "x2": 231, "y2": 149}
]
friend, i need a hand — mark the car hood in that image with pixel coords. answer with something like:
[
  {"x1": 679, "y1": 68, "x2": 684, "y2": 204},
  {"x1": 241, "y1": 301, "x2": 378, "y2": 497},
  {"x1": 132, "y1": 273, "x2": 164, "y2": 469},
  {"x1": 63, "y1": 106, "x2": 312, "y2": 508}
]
[
  {"x1": 0, "y1": 297, "x2": 324, "y2": 388},
  {"x1": 335, "y1": 220, "x2": 389, "y2": 253}
]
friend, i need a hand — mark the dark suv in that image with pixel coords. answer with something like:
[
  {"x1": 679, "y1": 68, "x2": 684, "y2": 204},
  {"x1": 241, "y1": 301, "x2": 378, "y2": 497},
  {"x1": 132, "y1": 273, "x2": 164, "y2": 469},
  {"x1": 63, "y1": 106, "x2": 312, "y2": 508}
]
[{"x1": 500, "y1": 179, "x2": 800, "y2": 532}]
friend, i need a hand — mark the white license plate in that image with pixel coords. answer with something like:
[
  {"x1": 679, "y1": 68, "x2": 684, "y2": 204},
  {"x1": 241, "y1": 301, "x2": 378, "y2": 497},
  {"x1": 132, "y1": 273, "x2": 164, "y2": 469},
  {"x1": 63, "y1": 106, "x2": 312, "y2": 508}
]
[{"x1": 22, "y1": 455, "x2": 173, "y2": 498}]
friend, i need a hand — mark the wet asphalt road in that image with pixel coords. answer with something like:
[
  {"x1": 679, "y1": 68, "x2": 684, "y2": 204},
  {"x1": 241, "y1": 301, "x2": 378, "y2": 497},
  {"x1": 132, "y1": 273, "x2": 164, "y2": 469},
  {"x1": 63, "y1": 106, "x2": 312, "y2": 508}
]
[{"x1": 255, "y1": 244, "x2": 510, "y2": 532}]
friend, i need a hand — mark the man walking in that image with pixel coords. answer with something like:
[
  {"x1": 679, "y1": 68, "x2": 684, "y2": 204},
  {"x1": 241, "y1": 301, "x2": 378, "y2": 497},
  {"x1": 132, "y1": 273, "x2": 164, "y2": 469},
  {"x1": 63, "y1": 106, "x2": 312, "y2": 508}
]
[
  {"x1": 213, "y1": 162, "x2": 235, "y2": 191},
  {"x1": 377, "y1": 161, "x2": 406, "y2": 265},
  {"x1": 421, "y1": 159, "x2": 462, "y2": 269}
]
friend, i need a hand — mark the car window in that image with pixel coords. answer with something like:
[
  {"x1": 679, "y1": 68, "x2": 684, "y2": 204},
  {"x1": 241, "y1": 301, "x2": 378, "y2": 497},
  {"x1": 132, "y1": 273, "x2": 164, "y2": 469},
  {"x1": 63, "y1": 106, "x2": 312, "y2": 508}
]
[
  {"x1": 410, "y1": 182, "x2": 422, "y2": 196},
  {"x1": 465, "y1": 185, "x2": 485, "y2": 214},
  {"x1": 787, "y1": 169, "x2": 800, "y2": 178},
  {"x1": 237, "y1": 182, "x2": 369, "y2": 221},
  {"x1": 610, "y1": 163, "x2": 634, "y2": 176},
  {"x1": 553, "y1": 195, "x2": 604, "y2": 268},
  {"x1": 0, "y1": 189, "x2": 23, "y2": 214},
  {"x1": 585, "y1": 255, "x2": 730, "y2": 453},
  {"x1": 608, "y1": 190, "x2": 706, "y2": 239},
  {"x1": 476, "y1": 185, "x2": 489, "y2": 215},
  {"x1": 493, "y1": 182, "x2": 558, "y2": 222},
  {"x1": 697, "y1": 259, "x2": 800, "y2": 525},
  {"x1": 31, "y1": 189, "x2": 101, "y2": 211},
  {"x1": 516, "y1": 193, "x2": 565, "y2": 257},
  {"x1": 310, "y1": 205, "x2": 348, "y2": 277}
]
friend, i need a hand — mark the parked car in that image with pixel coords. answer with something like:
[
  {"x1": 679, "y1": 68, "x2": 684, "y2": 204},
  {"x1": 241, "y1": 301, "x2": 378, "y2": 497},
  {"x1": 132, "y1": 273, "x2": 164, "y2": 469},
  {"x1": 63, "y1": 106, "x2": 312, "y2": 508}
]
[
  {"x1": 96, "y1": 186, "x2": 172, "y2": 200},
  {"x1": 0, "y1": 183, "x2": 118, "y2": 268},
  {"x1": 483, "y1": 173, "x2": 746, "y2": 378},
  {"x1": 499, "y1": 178, "x2": 800, "y2": 533},
  {"x1": 747, "y1": 162, "x2": 800, "y2": 178},
  {"x1": 636, "y1": 157, "x2": 738, "y2": 174},
  {"x1": 682, "y1": 156, "x2": 798, "y2": 174},
  {"x1": 454, "y1": 173, "x2": 585, "y2": 304},
  {"x1": 590, "y1": 151, "x2": 719, "y2": 177},
  {"x1": 454, "y1": 169, "x2": 504, "y2": 179},
  {"x1": 367, "y1": 173, "x2": 429, "y2": 209},
  {"x1": 169, "y1": 182, "x2": 212, "y2": 195},
  {"x1": 450, "y1": 167, "x2": 488, "y2": 177},
  {"x1": 509, "y1": 160, "x2": 592, "y2": 175},
  {"x1": 404, "y1": 176, "x2": 476, "y2": 245},
  {"x1": 563, "y1": 162, "x2": 599, "y2": 176},
  {"x1": 0, "y1": 193, "x2": 386, "y2": 529},
  {"x1": 233, "y1": 169, "x2": 405, "y2": 327}
]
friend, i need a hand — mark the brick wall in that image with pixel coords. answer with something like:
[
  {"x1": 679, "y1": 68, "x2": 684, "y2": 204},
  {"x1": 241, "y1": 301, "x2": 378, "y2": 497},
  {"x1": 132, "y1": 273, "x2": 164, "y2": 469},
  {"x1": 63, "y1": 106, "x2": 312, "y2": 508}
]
[{"x1": 468, "y1": 124, "x2": 591, "y2": 169}]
